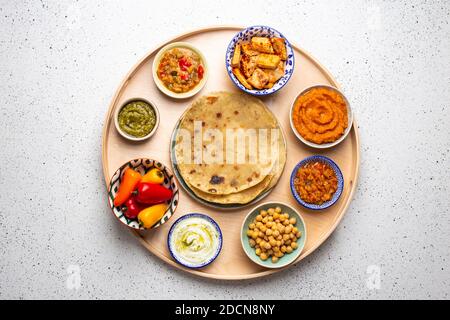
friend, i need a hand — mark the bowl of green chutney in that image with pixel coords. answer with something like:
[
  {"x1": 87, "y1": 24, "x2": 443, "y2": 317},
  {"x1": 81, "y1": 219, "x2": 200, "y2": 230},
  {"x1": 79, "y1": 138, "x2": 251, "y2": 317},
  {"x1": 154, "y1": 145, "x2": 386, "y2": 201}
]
[{"x1": 114, "y1": 98, "x2": 160, "y2": 142}]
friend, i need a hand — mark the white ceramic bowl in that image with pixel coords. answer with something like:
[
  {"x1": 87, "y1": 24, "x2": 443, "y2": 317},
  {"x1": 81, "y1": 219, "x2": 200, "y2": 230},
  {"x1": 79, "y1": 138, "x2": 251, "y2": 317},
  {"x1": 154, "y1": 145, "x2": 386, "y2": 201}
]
[
  {"x1": 289, "y1": 85, "x2": 353, "y2": 149},
  {"x1": 152, "y1": 42, "x2": 208, "y2": 99},
  {"x1": 114, "y1": 97, "x2": 160, "y2": 142}
]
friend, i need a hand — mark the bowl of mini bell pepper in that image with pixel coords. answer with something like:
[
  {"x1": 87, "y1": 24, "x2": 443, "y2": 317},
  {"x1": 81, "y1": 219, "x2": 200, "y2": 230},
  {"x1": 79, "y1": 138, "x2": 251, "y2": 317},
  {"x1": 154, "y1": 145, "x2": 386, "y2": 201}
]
[{"x1": 107, "y1": 158, "x2": 179, "y2": 230}]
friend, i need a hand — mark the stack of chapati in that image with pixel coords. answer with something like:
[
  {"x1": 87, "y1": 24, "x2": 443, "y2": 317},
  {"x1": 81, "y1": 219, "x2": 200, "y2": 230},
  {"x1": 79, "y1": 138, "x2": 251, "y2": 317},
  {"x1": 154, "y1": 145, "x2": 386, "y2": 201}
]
[{"x1": 173, "y1": 92, "x2": 286, "y2": 205}]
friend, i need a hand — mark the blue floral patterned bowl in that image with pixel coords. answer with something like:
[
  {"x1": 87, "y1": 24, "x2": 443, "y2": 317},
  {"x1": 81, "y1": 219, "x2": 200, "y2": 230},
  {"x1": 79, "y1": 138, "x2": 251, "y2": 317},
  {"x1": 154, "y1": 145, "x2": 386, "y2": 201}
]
[
  {"x1": 290, "y1": 156, "x2": 344, "y2": 210},
  {"x1": 225, "y1": 26, "x2": 295, "y2": 96}
]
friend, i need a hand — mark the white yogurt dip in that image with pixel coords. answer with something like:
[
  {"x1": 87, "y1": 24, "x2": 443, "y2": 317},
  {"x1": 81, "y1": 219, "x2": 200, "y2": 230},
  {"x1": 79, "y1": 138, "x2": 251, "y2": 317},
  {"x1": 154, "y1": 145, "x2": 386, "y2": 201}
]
[{"x1": 169, "y1": 215, "x2": 221, "y2": 267}]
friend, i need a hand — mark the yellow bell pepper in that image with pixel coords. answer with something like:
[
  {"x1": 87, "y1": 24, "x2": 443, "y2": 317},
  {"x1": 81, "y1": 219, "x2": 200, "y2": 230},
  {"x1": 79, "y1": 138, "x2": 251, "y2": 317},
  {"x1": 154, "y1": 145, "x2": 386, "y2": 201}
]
[
  {"x1": 138, "y1": 203, "x2": 167, "y2": 229},
  {"x1": 141, "y1": 168, "x2": 165, "y2": 184}
]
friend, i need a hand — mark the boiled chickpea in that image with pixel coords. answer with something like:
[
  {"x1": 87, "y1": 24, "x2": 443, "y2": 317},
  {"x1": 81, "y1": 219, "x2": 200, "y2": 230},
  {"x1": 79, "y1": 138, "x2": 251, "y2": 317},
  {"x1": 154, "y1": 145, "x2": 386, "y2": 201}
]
[
  {"x1": 289, "y1": 217, "x2": 297, "y2": 225},
  {"x1": 273, "y1": 230, "x2": 280, "y2": 237},
  {"x1": 260, "y1": 253, "x2": 268, "y2": 261},
  {"x1": 262, "y1": 217, "x2": 268, "y2": 224},
  {"x1": 256, "y1": 237, "x2": 262, "y2": 244},
  {"x1": 266, "y1": 221, "x2": 273, "y2": 228},
  {"x1": 269, "y1": 239, "x2": 277, "y2": 247},
  {"x1": 292, "y1": 227, "x2": 298, "y2": 234},
  {"x1": 285, "y1": 239, "x2": 291, "y2": 246},
  {"x1": 267, "y1": 216, "x2": 273, "y2": 222},
  {"x1": 261, "y1": 210, "x2": 268, "y2": 217},
  {"x1": 267, "y1": 208, "x2": 275, "y2": 215},
  {"x1": 273, "y1": 246, "x2": 280, "y2": 252},
  {"x1": 285, "y1": 226, "x2": 292, "y2": 234},
  {"x1": 249, "y1": 223, "x2": 255, "y2": 230},
  {"x1": 279, "y1": 215, "x2": 286, "y2": 222},
  {"x1": 251, "y1": 232, "x2": 258, "y2": 240},
  {"x1": 249, "y1": 239, "x2": 256, "y2": 247},
  {"x1": 272, "y1": 256, "x2": 279, "y2": 263},
  {"x1": 265, "y1": 229, "x2": 273, "y2": 236},
  {"x1": 246, "y1": 230, "x2": 253, "y2": 237},
  {"x1": 267, "y1": 249, "x2": 273, "y2": 256},
  {"x1": 273, "y1": 212, "x2": 280, "y2": 220},
  {"x1": 291, "y1": 242, "x2": 298, "y2": 249},
  {"x1": 264, "y1": 242, "x2": 271, "y2": 250},
  {"x1": 275, "y1": 251, "x2": 284, "y2": 258},
  {"x1": 255, "y1": 248, "x2": 261, "y2": 256},
  {"x1": 282, "y1": 234, "x2": 290, "y2": 241},
  {"x1": 296, "y1": 231, "x2": 302, "y2": 238},
  {"x1": 256, "y1": 222, "x2": 263, "y2": 229},
  {"x1": 256, "y1": 215, "x2": 262, "y2": 222},
  {"x1": 276, "y1": 240, "x2": 281, "y2": 247},
  {"x1": 289, "y1": 233, "x2": 295, "y2": 240},
  {"x1": 275, "y1": 206, "x2": 282, "y2": 213},
  {"x1": 286, "y1": 246, "x2": 293, "y2": 254},
  {"x1": 258, "y1": 231, "x2": 264, "y2": 238},
  {"x1": 282, "y1": 220, "x2": 290, "y2": 226},
  {"x1": 281, "y1": 245, "x2": 287, "y2": 253}
]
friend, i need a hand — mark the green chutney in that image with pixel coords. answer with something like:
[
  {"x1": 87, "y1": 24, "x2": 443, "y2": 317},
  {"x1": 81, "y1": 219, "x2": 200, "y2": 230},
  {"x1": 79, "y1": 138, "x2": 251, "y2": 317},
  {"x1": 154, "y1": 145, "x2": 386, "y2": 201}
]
[{"x1": 118, "y1": 100, "x2": 156, "y2": 138}]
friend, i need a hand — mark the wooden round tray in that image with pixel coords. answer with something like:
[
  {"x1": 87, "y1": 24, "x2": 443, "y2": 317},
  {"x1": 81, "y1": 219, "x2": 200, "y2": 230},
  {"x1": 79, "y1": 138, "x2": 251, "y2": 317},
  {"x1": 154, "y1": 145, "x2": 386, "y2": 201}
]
[{"x1": 102, "y1": 26, "x2": 360, "y2": 280}]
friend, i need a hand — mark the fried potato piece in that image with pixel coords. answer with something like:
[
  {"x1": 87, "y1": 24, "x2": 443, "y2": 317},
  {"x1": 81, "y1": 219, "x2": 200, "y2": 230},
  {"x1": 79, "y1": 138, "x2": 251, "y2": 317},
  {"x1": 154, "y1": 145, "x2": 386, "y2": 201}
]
[
  {"x1": 256, "y1": 54, "x2": 281, "y2": 70},
  {"x1": 271, "y1": 38, "x2": 287, "y2": 60},
  {"x1": 233, "y1": 68, "x2": 253, "y2": 90},
  {"x1": 247, "y1": 68, "x2": 269, "y2": 89},
  {"x1": 251, "y1": 37, "x2": 274, "y2": 54},
  {"x1": 265, "y1": 61, "x2": 285, "y2": 83},
  {"x1": 264, "y1": 82, "x2": 274, "y2": 89},
  {"x1": 241, "y1": 54, "x2": 257, "y2": 78},
  {"x1": 241, "y1": 43, "x2": 259, "y2": 56},
  {"x1": 231, "y1": 44, "x2": 241, "y2": 68}
]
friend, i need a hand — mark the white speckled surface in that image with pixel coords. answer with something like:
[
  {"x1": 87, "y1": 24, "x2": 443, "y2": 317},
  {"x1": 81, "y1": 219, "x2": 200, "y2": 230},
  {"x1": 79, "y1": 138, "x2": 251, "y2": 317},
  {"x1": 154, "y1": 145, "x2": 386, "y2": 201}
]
[{"x1": 0, "y1": 0, "x2": 449, "y2": 299}]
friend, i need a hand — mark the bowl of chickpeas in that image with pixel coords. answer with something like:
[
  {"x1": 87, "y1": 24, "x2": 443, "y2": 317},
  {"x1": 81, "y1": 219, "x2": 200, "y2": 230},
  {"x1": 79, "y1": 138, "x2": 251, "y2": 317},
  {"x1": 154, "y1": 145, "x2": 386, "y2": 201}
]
[{"x1": 241, "y1": 202, "x2": 307, "y2": 268}]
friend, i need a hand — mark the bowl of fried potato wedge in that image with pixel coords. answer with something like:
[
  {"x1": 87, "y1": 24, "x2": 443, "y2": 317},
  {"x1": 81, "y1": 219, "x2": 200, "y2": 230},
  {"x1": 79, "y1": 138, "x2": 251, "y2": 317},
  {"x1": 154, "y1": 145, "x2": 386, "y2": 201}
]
[{"x1": 225, "y1": 26, "x2": 295, "y2": 96}]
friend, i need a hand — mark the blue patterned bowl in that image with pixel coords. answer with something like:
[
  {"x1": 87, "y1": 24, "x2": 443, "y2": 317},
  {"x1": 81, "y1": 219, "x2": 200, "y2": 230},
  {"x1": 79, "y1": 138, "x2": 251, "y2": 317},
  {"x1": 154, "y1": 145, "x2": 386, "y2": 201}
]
[
  {"x1": 167, "y1": 213, "x2": 223, "y2": 269},
  {"x1": 290, "y1": 156, "x2": 344, "y2": 210},
  {"x1": 225, "y1": 26, "x2": 295, "y2": 96},
  {"x1": 107, "y1": 158, "x2": 179, "y2": 230}
]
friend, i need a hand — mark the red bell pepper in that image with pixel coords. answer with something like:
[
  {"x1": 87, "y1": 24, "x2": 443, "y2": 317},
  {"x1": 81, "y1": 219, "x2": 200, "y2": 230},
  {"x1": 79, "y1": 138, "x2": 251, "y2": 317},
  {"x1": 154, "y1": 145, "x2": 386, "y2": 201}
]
[
  {"x1": 197, "y1": 65, "x2": 204, "y2": 79},
  {"x1": 134, "y1": 182, "x2": 173, "y2": 205},
  {"x1": 121, "y1": 196, "x2": 144, "y2": 219}
]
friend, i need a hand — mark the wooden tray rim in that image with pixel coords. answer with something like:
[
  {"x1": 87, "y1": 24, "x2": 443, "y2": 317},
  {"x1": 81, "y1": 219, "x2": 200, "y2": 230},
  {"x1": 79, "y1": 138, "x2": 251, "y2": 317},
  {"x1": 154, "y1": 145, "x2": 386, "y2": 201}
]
[{"x1": 101, "y1": 25, "x2": 360, "y2": 280}]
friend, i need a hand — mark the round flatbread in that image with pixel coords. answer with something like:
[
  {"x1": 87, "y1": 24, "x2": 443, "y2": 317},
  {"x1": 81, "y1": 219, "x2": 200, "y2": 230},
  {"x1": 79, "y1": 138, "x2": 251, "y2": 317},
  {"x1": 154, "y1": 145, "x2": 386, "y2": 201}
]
[{"x1": 174, "y1": 92, "x2": 282, "y2": 196}]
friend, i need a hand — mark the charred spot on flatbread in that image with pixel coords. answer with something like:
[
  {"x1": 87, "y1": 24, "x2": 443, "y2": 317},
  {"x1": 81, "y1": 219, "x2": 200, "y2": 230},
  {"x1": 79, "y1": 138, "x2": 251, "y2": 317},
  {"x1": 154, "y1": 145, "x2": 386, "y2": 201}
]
[{"x1": 210, "y1": 175, "x2": 225, "y2": 185}]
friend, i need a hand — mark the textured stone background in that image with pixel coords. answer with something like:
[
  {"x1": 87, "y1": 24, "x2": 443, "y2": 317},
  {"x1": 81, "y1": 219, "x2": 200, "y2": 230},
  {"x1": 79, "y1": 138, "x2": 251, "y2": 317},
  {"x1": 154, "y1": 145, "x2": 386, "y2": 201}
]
[{"x1": 0, "y1": 0, "x2": 449, "y2": 299}]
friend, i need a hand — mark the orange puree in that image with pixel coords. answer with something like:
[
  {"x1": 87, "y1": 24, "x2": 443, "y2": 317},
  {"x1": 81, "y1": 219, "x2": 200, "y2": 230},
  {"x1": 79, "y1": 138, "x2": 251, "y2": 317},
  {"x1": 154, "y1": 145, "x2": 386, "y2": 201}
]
[{"x1": 292, "y1": 87, "x2": 348, "y2": 144}]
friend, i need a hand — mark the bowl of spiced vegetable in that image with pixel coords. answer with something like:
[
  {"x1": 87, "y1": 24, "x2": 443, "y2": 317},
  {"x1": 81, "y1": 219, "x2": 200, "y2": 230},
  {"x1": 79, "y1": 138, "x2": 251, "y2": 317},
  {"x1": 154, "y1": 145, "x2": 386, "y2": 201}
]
[
  {"x1": 290, "y1": 155, "x2": 344, "y2": 210},
  {"x1": 152, "y1": 42, "x2": 208, "y2": 99},
  {"x1": 108, "y1": 158, "x2": 179, "y2": 230}
]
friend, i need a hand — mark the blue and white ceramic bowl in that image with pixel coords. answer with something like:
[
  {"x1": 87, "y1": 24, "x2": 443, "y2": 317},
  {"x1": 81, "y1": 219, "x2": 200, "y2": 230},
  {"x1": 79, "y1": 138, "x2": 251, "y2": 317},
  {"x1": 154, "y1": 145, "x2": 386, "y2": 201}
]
[
  {"x1": 290, "y1": 155, "x2": 344, "y2": 210},
  {"x1": 108, "y1": 158, "x2": 179, "y2": 230},
  {"x1": 167, "y1": 213, "x2": 223, "y2": 269},
  {"x1": 225, "y1": 26, "x2": 295, "y2": 96}
]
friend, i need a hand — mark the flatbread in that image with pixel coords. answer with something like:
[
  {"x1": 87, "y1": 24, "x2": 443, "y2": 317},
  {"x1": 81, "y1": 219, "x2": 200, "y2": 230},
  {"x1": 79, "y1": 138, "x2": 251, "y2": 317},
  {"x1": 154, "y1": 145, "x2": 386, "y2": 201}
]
[
  {"x1": 174, "y1": 92, "x2": 281, "y2": 196},
  {"x1": 187, "y1": 128, "x2": 286, "y2": 204}
]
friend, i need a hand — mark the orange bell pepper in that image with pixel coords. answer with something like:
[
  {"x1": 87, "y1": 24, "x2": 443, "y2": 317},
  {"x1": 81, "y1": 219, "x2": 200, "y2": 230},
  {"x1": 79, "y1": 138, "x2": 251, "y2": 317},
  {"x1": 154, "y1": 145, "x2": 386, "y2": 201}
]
[{"x1": 113, "y1": 168, "x2": 142, "y2": 207}]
